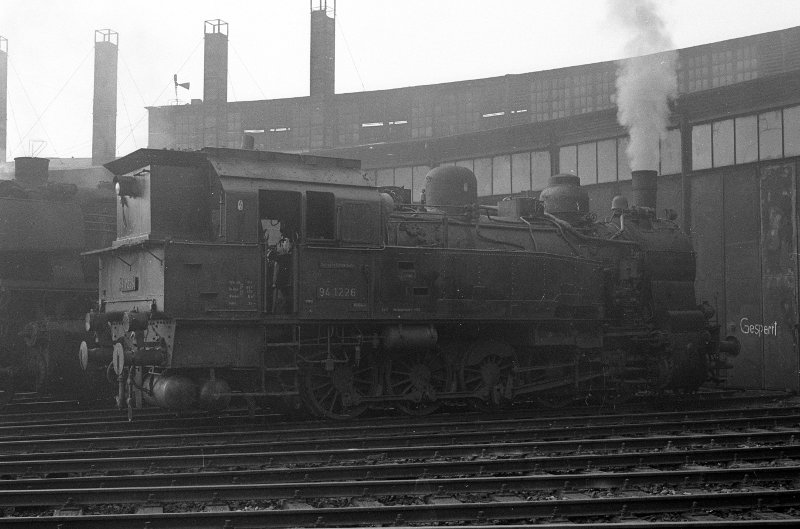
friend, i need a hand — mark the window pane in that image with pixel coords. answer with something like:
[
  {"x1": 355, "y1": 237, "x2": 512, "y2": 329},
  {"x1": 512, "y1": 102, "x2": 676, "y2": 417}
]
[
  {"x1": 759, "y1": 110, "x2": 782, "y2": 160},
  {"x1": 474, "y1": 157, "x2": 493, "y2": 197},
  {"x1": 577, "y1": 142, "x2": 597, "y2": 185},
  {"x1": 712, "y1": 119, "x2": 734, "y2": 167},
  {"x1": 559, "y1": 145, "x2": 577, "y2": 175},
  {"x1": 306, "y1": 191, "x2": 336, "y2": 239},
  {"x1": 598, "y1": 139, "x2": 617, "y2": 183},
  {"x1": 492, "y1": 155, "x2": 511, "y2": 195},
  {"x1": 377, "y1": 168, "x2": 394, "y2": 187},
  {"x1": 531, "y1": 151, "x2": 551, "y2": 191},
  {"x1": 618, "y1": 137, "x2": 632, "y2": 180},
  {"x1": 784, "y1": 105, "x2": 800, "y2": 157},
  {"x1": 511, "y1": 152, "x2": 531, "y2": 193},
  {"x1": 394, "y1": 166, "x2": 411, "y2": 190},
  {"x1": 395, "y1": 166, "x2": 412, "y2": 195},
  {"x1": 735, "y1": 115, "x2": 757, "y2": 163},
  {"x1": 411, "y1": 166, "x2": 429, "y2": 203},
  {"x1": 692, "y1": 124, "x2": 712, "y2": 170},
  {"x1": 370, "y1": 170, "x2": 386, "y2": 187},
  {"x1": 660, "y1": 128, "x2": 682, "y2": 174}
]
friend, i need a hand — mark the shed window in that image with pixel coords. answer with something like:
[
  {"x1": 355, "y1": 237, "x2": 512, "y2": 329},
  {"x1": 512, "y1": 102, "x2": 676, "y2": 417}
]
[
  {"x1": 577, "y1": 142, "x2": 597, "y2": 185},
  {"x1": 785, "y1": 105, "x2": 800, "y2": 157},
  {"x1": 660, "y1": 129, "x2": 682, "y2": 175},
  {"x1": 306, "y1": 191, "x2": 336, "y2": 240},
  {"x1": 691, "y1": 124, "x2": 712, "y2": 170},
  {"x1": 559, "y1": 145, "x2": 577, "y2": 175},
  {"x1": 735, "y1": 115, "x2": 758, "y2": 163},
  {"x1": 617, "y1": 137, "x2": 632, "y2": 180},
  {"x1": 531, "y1": 151, "x2": 551, "y2": 190},
  {"x1": 759, "y1": 110, "x2": 783, "y2": 160},
  {"x1": 712, "y1": 119, "x2": 734, "y2": 167},
  {"x1": 597, "y1": 139, "x2": 617, "y2": 183},
  {"x1": 511, "y1": 152, "x2": 531, "y2": 193}
]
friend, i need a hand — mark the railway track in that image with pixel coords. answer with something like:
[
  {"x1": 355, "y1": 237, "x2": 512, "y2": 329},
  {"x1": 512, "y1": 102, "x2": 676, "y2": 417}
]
[{"x1": 0, "y1": 393, "x2": 798, "y2": 527}]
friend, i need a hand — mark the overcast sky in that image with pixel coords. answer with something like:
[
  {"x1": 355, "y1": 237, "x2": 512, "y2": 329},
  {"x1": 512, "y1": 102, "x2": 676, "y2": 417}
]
[{"x1": 3, "y1": 0, "x2": 800, "y2": 162}]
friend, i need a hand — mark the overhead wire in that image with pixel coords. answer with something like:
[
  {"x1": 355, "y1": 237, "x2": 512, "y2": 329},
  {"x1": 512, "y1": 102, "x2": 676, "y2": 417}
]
[
  {"x1": 116, "y1": 53, "x2": 153, "y2": 153},
  {"x1": 115, "y1": 36, "x2": 203, "y2": 150},
  {"x1": 230, "y1": 40, "x2": 267, "y2": 100},
  {"x1": 335, "y1": 14, "x2": 366, "y2": 91},
  {"x1": 9, "y1": 45, "x2": 93, "y2": 158},
  {"x1": 118, "y1": 82, "x2": 137, "y2": 151}
]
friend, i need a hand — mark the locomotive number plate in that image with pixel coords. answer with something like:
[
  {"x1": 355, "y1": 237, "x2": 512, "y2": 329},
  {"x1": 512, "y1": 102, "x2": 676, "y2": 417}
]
[
  {"x1": 317, "y1": 286, "x2": 358, "y2": 299},
  {"x1": 119, "y1": 276, "x2": 139, "y2": 292}
]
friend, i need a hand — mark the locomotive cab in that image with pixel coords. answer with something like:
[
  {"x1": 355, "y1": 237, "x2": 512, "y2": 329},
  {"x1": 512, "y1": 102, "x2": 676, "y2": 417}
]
[{"x1": 87, "y1": 148, "x2": 384, "y2": 412}]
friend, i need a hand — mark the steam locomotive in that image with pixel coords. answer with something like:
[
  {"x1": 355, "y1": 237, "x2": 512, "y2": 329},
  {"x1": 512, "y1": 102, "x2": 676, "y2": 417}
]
[
  {"x1": 81, "y1": 147, "x2": 738, "y2": 418},
  {"x1": 0, "y1": 157, "x2": 115, "y2": 404}
]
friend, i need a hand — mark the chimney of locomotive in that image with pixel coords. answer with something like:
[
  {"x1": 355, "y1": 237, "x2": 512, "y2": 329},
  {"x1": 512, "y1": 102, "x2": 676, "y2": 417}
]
[
  {"x1": 91, "y1": 29, "x2": 118, "y2": 166},
  {"x1": 0, "y1": 37, "x2": 7, "y2": 164},
  {"x1": 631, "y1": 169, "x2": 658, "y2": 210},
  {"x1": 203, "y1": 19, "x2": 228, "y2": 104},
  {"x1": 240, "y1": 134, "x2": 255, "y2": 150},
  {"x1": 14, "y1": 156, "x2": 49, "y2": 187}
]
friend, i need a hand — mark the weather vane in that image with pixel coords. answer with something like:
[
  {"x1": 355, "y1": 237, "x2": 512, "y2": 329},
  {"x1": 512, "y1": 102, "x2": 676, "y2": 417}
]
[{"x1": 173, "y1": 74, "x2": 190, "y2": 101}]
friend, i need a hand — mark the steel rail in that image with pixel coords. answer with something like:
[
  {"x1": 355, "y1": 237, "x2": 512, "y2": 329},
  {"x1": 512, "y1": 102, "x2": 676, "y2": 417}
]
[
  {"x1": 2, "y1": 464, "x2": 799, "y2": 508},
  {"x1": 1, "y1": 434, "x2": 798, "y2": 477},
  {"x1": 1, "y1": 396, "x2": 795, "y2": 437},
  {"x1": 1, "y1": 410, "x2": 798, "y2": 457},
  {"x1": 3, "y1": 445, "x2": 800, "y2": 490},
  {"x1": 3, "y1": 402, "x2": 799, "y2": 442},
  {"x1": 2, "y1": 489, "x2": 800, "y2": 528}
]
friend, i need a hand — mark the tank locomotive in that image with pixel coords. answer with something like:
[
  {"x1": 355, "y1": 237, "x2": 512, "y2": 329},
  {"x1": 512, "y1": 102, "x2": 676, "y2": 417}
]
[
  {"x1": 0, "y1": 157, "x2": 115, "y2": 404},
  {"x1": 82, "y1": 147, "x2": 738, "y2": 418}
]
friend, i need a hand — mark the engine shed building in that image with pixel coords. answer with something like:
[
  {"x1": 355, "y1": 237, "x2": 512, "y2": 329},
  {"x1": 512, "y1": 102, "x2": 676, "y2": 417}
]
[{"x1": 145, "y1": 7, "x2": 800, "y2": 392}]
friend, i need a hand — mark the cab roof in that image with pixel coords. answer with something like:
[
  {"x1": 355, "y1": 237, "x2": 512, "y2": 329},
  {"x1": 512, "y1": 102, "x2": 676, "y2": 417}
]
[{"x1": 104, "y1": 148, "x2": 371, "y2": 187}]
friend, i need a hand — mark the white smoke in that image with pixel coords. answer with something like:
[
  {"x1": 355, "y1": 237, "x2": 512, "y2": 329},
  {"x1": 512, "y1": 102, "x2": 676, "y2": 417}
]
[{"x1": 611, "y1": 0, "x2": 678, "y2": 171}]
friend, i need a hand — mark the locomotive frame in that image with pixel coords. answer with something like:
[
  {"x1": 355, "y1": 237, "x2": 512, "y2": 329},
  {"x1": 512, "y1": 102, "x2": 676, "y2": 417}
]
[{"x1": 83, "y1": 147, "x2": 738, "y2": 418}]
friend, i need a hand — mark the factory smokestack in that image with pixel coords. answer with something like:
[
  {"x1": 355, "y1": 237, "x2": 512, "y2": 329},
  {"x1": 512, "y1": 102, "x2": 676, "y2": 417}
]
[
  {"x1": 203, "y1": 19, "x2": 228, "y2": 104},
  {"x1": 310, "y1": 1, "x2": 335, "y2": 99},
  {"x1": 92, "y1": 29, "x2": 118, "y2": 166},
  {"x1": 0, "y1": 37, "x2": 8, "y2": 164},
  {"x1": 611, "y1": 0, "x2": 677, "y2": 171}
]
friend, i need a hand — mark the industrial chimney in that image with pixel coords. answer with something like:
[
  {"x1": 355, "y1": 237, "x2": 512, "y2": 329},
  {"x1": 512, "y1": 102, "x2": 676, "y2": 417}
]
[
  {"x1": 203, "y1": 19, "x2": 228, "y2": 104},
  {"x1": 310, "y1": 1, "x2": 335, "y2": 99},
  {"x1": 0, "y1": 37, "x2": 7, "y2": 164},
  {"x1": 309, "y1": 2, "x2": 335, "y2": 149},
  {"x1": 92, "y1": 29, "x2": 118, "y2": 166}
]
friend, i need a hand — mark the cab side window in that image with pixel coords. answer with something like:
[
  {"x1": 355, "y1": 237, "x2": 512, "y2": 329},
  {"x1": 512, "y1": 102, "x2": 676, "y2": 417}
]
[
  {"x1": 258, "y1": 190, "x2": 301, "y2": 245},
  {"x1": 306, "y1": 191, "x2": 336, "y2": 240}
]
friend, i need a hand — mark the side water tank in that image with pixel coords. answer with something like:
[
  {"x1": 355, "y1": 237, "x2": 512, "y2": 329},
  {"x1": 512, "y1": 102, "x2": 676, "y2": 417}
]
[
  {"x1": 424, "y1": 165, "x2": 477, "y2": 213},
  {"x1": 539, "y1": 174, "x2": 589, "y2": 223}
]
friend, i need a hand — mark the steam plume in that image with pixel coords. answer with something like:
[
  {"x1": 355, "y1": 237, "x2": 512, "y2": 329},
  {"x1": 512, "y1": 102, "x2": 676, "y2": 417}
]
[{"x1": 611, "y1": 0, "x2": 677, "y2": 171}]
